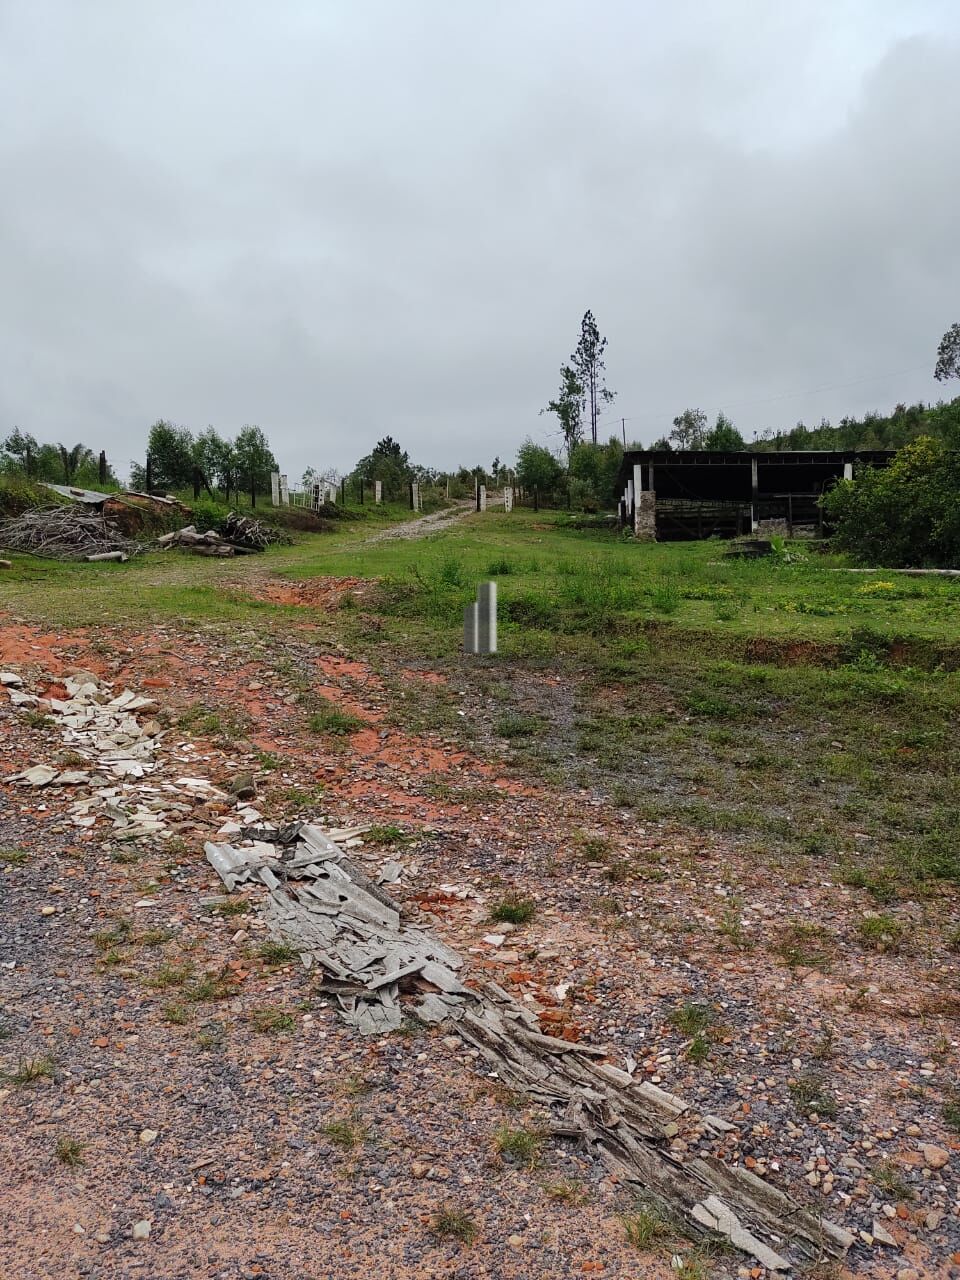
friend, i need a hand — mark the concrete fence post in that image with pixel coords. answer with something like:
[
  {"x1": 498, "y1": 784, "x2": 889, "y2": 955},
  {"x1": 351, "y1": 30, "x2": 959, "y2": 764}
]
[
  {"x1": 280, "y1": 474, "x2": 289, "y2": 505},
  {"x1": 477, "y1": 581, "x2": 496, "y2": 653},
  {"x1": 271, "y1": 472, "x2": 280, "y2": 506},
  {"x1": 464, "y1": 602, "x2": 479, "y2": 654},
  {"x1": 374, "y1": 480, "x2": 383, "y2": 504}
]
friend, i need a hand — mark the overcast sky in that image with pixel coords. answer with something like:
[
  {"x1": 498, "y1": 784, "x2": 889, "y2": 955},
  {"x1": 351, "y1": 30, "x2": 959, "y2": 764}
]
[{"x1": 2, "y1": 1, "x2": 959, "y2": 481}]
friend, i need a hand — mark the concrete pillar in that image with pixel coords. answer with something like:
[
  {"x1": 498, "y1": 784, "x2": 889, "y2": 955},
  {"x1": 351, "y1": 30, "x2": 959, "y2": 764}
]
[
  {"x1": 270, "y1": 472, "x2": 280, "y2": 506},
  {"x1": 374, "y1": 480, "x2": 383, "y2": 504},
  {"x1": 479, "y1": 485, "x2": 487, "y2": 512},
  {"x1": 463, "y1": 602, "x2": 479, "y2": 654},
  {"x1": 843, "y1": 461, "x2": 853, "y2": 482},
  {"x1": 411, "y1": 481, "x2": 421, "y2": 511},
  {"x1": 477, "y1": 581, "x2": 497, "y2": 653},
  {"x1": 647, "y1": 463, "x2": 655, "y2": 494},
  {"x1": 503, "y1": 486, "x2": 513, "y2": 512},
  {"x1": 280, "y1": 474, "x2": 289, "y2": 505},
  {"x1": 634, "y1": 490, "x2": 657, "y2": 540},
  {"x1": 312, "y1": 483, "x2": 321, "y2": 511},
  {"x1": 751, "y1": 456, "x2": 759, "y2": 531}
]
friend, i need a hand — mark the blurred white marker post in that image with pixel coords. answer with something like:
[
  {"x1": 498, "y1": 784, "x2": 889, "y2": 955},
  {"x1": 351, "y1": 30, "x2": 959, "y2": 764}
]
[{"x1": 464, "y1": 582, "x2": 497, "y2": 654}]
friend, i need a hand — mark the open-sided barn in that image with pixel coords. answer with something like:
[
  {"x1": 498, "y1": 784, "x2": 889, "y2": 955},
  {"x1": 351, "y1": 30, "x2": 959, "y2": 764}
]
[{"x1": 616, "y1": 449, "x2": 895, "y2": 540}]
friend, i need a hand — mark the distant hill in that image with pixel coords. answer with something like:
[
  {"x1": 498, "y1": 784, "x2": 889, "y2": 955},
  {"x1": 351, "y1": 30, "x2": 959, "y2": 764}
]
[{"x1": 751, "y1": 395, "x2": 960, "y2": 452}]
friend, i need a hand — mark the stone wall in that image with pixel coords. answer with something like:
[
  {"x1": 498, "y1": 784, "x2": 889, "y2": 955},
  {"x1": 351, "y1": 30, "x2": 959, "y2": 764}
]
[{"x1": 634, "y1": 490, "x2": 656, "y2": 541}]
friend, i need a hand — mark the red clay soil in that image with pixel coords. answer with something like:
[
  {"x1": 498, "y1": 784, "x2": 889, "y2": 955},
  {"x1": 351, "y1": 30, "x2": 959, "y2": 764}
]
[{"x1": 0, "y1": 609, "x2": 958, "y2": 1280}]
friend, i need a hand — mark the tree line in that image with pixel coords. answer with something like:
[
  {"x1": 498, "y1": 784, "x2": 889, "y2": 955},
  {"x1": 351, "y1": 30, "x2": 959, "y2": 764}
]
[
  {"x1": 129, "y1": 421, "x2": 279, "y2": 495},
  {"x1": 0, "y1": 429, "x2": 119, "y2": 488}
]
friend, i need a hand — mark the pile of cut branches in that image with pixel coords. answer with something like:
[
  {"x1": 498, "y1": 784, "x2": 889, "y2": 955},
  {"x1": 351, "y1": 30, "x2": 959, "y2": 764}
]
[
  {"x1": 0, "y1": 506, "x2": 142, "y2": 561},
  {"x1": 221, "y1": 511, "x2": 291, "y2": 550}
]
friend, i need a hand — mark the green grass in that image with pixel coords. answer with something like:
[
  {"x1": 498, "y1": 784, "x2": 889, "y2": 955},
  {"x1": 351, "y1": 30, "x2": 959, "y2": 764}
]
[
  {"x1": 55, "y1": 1136, "x2": 85, "y2": 1167},
  {"x1": 788, "y1": 1073, "x2": 838, "y2": 1119},
  {"x1": 856, "y1": 913, "x2": 906, "y2": 952},
  {"x1": 667, "y1": 1002, "x2": 713, "y2": 1036},
  {"x1": 249, "y1": 1007, "x2": 296, "y2": 1034},
  {"x1": 493, "y1": 1124, "x2": 543, "y2": 1168},
  {"x1": 321, "y1": 1117, "x2": 367, "y2": 1150},
  {"x1": 621, "y1": 1202, "x2": 669, "y2": 1248},
  {"x1": 430, "y1": 1206, "x2": 478, "y2": 1244},
  {"x1": 774, "y1": 923, "x2": 836, "y2": 969},
  {"x1": 871, "y1": 1159, "x2": 913, "y2": 1199},
  {"x1": 257, "y1": 940, "x2": 299, "y2": 966},
  {"x1": 3, "y1": 506, "x2": 959, "y2": 896},
  {"x1": 146, "y1": 962, "x2": 193, "y2": 990},
  {"x1": 307, "y1": 697, "x2": 365, "y2": 736},
  {"x1": 5, "y1": 1055, "x2": 56, "y2": 1085},
  {"x1": 489, "y1": 894, "x2": 536, "y2": 925},
  {"x1": 0, "y1": 849, "x2": 29, "y2": 867},
  {"x1": 494, "y1": 711, "x2": 541, "y2": 739}
]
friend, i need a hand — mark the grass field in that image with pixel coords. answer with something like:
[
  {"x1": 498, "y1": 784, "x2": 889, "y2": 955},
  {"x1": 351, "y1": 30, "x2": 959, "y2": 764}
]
[{"x1": 2, "y1": 507, "x2": 958, "y2": 897}]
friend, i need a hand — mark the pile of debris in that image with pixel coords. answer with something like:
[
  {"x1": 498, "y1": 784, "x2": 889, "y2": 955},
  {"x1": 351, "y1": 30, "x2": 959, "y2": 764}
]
[
  {"x1": 1, "y1": 670, "x2": 263, "y2": 843},
  {"x1": 158, "y1": 512, "x2": 290, "y2": 557},
  {"x1": 3, "y1": 672, "x2": 163, "y2": 786},
  {"x1": 205, "y1": 822, "x2": 854, "y2": 1273},
  {"x1": 206, "y1": 824, "x2": 467, "y2": 1034},
  {"x1": 157, "y1": 525, "x2": 250, "y2": 557},
  {"x1": 221, "y1": 511, "x2": 291, "y2": 550},
  {"x1": 0, "y1": 506, "x2": 142, "y2": 561}
]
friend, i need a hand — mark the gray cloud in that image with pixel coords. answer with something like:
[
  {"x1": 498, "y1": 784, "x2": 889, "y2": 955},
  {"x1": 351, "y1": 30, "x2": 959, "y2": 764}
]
[{"x1": 2, "y1": 1, "x2": 959, "y2": 481}]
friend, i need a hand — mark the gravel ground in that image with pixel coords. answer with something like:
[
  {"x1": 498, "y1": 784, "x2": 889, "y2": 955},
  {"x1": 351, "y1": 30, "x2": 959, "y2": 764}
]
[{"x1": 0, "y1": 597, "x2": 957, "y2": 1280}]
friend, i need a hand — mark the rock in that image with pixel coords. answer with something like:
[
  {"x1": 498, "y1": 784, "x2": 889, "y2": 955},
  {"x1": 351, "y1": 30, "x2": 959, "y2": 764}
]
[
  {"x1": 921, "y1": 1144, "x2": 949, "y2": 1170},
  {"x1": 896, "y1": 1270, "x2": 919, "y2": 1280},
  {"x1": 139, "y1": 1129, "x2": 159, "y2": 1145},
  {"x1": 925, "y1": 1209, "x2": 943, "y2": 1229},
  {"x1": 131, "y1": 1220, "x2": 151, "y2": 1240},
  {"x1": 872, "y1": 1219, "x2": 897, "y2": 1246},
  {"x1": 40, "y1": 906, "x2": 56, "y2": 917},
  {"x1": 411, "y1": 1161, "x2": 429, "y2": 1179},
  {"x1": 72, "y1": 1223, "x2": 85, "y2": 1235},
  {"x1": 507, "y1": 1234, "x2": 524, "y2": 1248},
  {"x1": 225, "y1": 773, "x2": 257, "y2": 801},
  {"x1": 905, "y1": 1123, "x2": 922, "y2": 1137}
]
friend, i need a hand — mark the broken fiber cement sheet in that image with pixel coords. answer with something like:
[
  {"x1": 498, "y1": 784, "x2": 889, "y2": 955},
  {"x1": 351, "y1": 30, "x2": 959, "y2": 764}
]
[{"x1": 206, "y1": 824, "x2": 855, "y2": 1273}]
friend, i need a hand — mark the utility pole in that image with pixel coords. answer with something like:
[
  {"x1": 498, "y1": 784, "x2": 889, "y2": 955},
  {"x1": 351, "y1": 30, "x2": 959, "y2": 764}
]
[{"x1": 622, "y1": 418, "x2": 626, "y2": 447}]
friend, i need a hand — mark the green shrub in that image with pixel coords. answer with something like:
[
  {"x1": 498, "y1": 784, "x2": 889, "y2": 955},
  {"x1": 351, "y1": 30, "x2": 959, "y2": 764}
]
[{"x1": 821, "y1": 437, "x2": 960, "y2": 567}]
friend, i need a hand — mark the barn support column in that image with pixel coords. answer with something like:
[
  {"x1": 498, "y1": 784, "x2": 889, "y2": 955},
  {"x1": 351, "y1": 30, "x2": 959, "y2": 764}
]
[
  {"x1": 633, "y1": 463, "x2": 656, "y2": 540},
  {"x1": 843, "y1": 462, "x2": 853, "y2": 482},
  {"x1": 751, "y1": 457, "x2": 759, "y2": 532}
]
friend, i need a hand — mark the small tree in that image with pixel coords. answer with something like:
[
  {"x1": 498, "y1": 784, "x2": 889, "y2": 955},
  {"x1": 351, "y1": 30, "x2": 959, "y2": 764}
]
[
  {"x1": 193, "y1": 427, "x2": 237, "y2": 492},
  {"x1": 56, "y1": 443, "x2": 94, "y2": 484},
  {"x1": 541, "y1": 364, "x2": 584, "y2": 456},
  {"x1": 571, "y1": 311, "x2": 615, "y2": 445},
  {"x1": 234, "y1": 424, "x2": 278, "y2": 494},
  {"x1": 670, "y1": 408, "x2": 708, "y2": 450},
  {"x1": 515, "y1": 439, "x2": 564, "y2": 502},
  {"x1": 568, "y1": 438, "x2": 624, "y2": 509},
  {"x1": 702, "y1": 411, "x2": 746, "y2": 451},
  {"x1": 135, "y1": 421, "x2": 195, "y2": 491},
  {"x1": 935, "y1": 322, "x2": 960, "y2": 383},
  {"x1": 352, "y1": 436, "x2": 414, "y2": 501}
]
